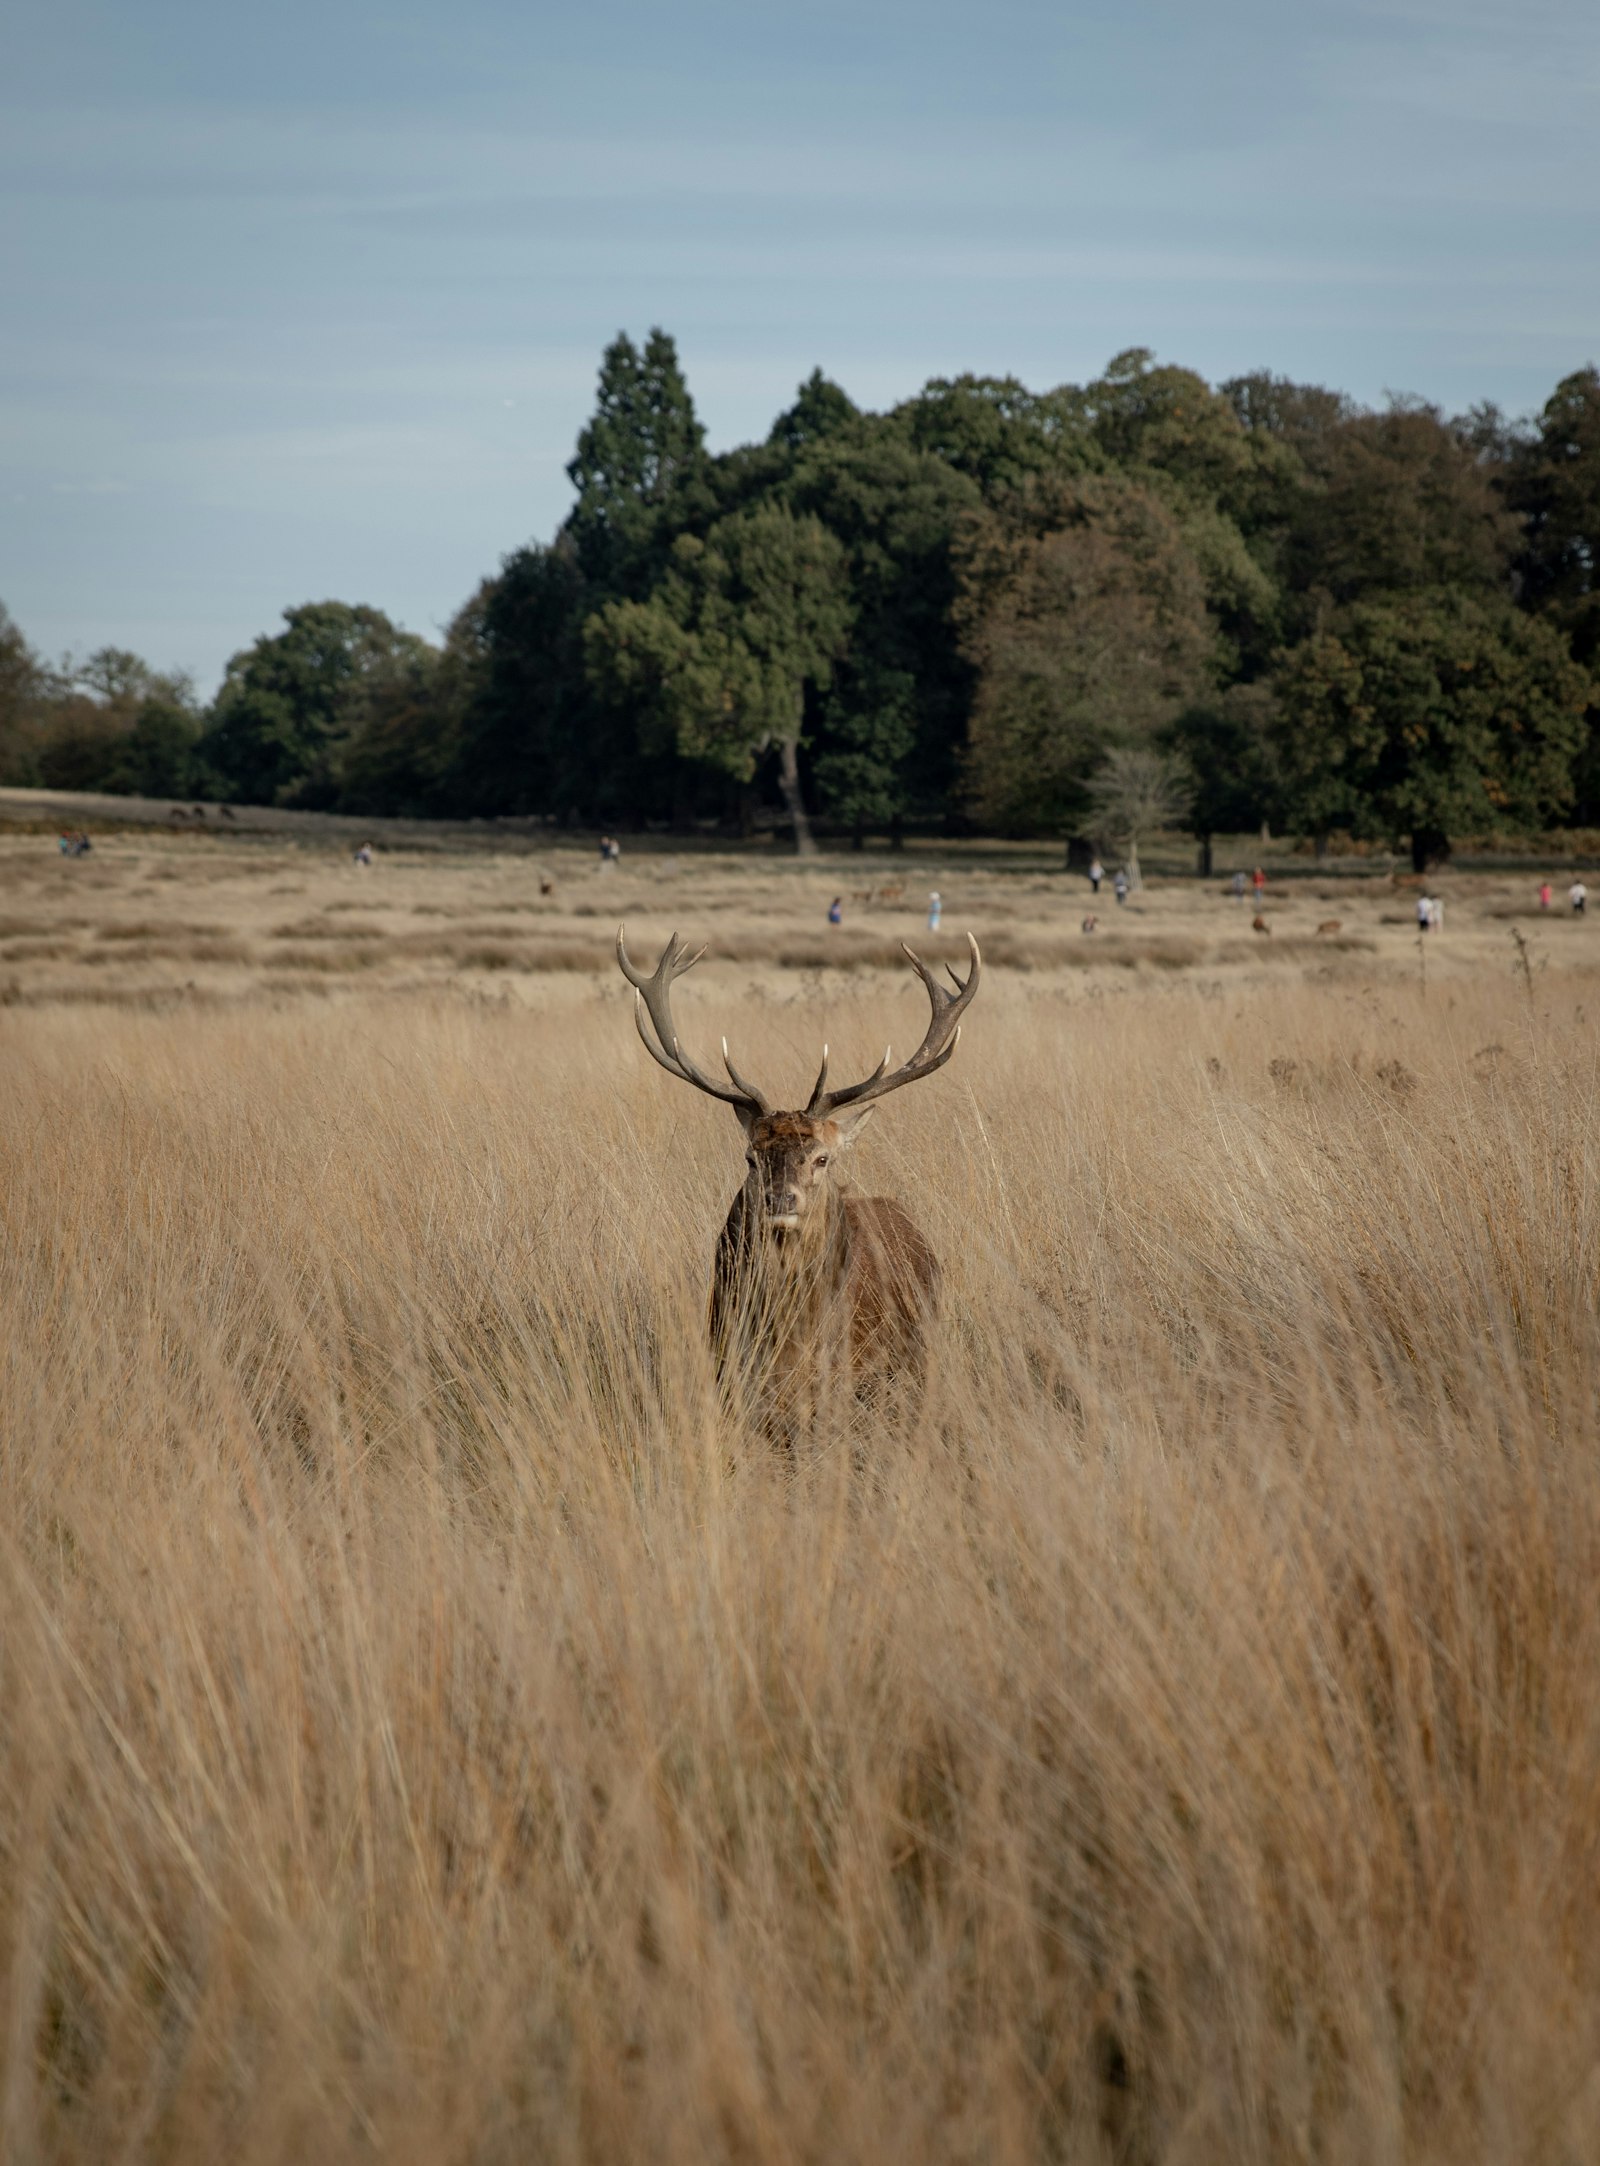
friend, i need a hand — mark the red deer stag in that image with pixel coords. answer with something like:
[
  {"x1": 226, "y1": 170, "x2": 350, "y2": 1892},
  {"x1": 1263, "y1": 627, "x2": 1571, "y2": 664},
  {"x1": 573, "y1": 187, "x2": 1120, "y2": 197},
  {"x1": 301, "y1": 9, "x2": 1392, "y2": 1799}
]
[{"x1": 617, "y1": 926, "x2": 980, "y2": 1445}]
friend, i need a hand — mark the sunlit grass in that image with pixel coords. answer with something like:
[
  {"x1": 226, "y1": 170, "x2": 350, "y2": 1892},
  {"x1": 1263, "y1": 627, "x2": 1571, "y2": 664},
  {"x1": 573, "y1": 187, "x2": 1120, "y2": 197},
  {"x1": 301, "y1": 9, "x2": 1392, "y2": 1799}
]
[{"x1": 2, "y1": 930, "x2": 1599, "y2": 2161}]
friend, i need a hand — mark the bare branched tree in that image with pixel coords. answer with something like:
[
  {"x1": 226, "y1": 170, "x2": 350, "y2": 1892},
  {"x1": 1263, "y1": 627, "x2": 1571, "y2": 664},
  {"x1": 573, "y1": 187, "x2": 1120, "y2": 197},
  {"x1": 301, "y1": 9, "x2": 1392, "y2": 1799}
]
[{"x1": 1086, "y1": 746, "x2": 1193, "y2": 890}]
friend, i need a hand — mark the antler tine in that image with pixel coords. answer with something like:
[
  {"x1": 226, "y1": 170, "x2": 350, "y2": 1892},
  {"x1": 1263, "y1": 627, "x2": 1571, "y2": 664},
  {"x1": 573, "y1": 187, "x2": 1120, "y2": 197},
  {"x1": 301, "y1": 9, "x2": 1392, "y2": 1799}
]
[
  {"x1": 616, "y1": 925, "x2": 770, "y2": 1115},
  {"x1": 811, "y1": 933, "x2": 981, "y2": 1117},
  {"x1": 804, "y1": 1043, "x2": 830, "y2": 1113},
  {"x1": 721, "y1": 1037, "x2": 769, "y2": 1105}
]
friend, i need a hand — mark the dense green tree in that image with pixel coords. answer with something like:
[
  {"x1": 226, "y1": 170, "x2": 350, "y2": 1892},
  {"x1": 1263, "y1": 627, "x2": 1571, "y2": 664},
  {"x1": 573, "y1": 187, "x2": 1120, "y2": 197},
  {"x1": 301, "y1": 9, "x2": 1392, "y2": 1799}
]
[
  {"x1": 565, "y1": 329, "x2": 710, "y2": 594},
  {"x1": 957, "y1": 475, "x2": 1215, "y2": 833},
  {"x1": 28, "y1": 335, "x2": 1600, "y2": 854},
  {"x1": 439, "y1": 546, "x2": 600, "y2": 817},
  {"x1": 76, "y1": 647, "x2": 186, "y2": 710},
  {"x1": 33, "y1": 698, "x2": 125, "y2": 792},
  {"x1": 768, "y1": 369, "x2": 861, "y2": 453},
  {"x1": 1165, "y1": 683, "x2": 1281, "y2": 869},
  {"x1": 1221, "y1": 373, "x2": 1356, "y2": 466},
  {"x1": 104, "y1": 700, "x2": 201, "y2": 798},
  {"x1": 585, "y1": 505, "x2": 852, "y2": 853},
  {"x1": 1283, "y1": 403, "x2": 1519, "y2": 616},
  {"x1": 8, "y1": 638, "x2": 201, "y2": 797},
  {"x1": 1271, "y1": 592, "x2": 1592, "y2": 869},
  {"x1": 1513, "y1": 366, "x2": 1600, "y2": 667},
  {"x1": 809, "y1": 667, "x2": 918, "y2": 845},
  {"x1": 1075, "y1": 353, "x2": 1287, "y2": 672},
  {"x1": 333, "y1": 649, "x2": 456, "y2": 818},
  {"x1": 783, "y1": 431, "x2": 983, "y2": 830},
  {"x1": 1086, "y1": 350, "x2": 1260, "y2": 514},
  {"x1": 1511, "y1": 367, "x2": 1600, "y2": 814},
  {"x1": 0, "y1": 602, "x2": 45, "y2": 782},
  {"x1": 200, "y1": 603, "x2": 433, "y2": 806},
  {"x1": 891, "y1": 374, "x2": 1096, "y2": 498}
]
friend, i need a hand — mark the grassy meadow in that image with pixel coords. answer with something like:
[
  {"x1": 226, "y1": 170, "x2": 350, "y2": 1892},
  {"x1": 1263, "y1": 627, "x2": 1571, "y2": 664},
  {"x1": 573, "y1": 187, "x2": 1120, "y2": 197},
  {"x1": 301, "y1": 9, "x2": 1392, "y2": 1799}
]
[{"x1": 3, "y1": 803, "x2": 1600, "y2": 2161}]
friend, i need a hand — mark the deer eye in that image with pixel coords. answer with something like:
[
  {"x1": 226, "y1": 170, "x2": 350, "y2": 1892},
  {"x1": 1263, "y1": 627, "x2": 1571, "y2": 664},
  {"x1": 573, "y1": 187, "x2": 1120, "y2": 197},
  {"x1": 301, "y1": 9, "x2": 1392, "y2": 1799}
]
[{"x1": 814, "y1": 1155, "x2": 829, "y2": 1169}]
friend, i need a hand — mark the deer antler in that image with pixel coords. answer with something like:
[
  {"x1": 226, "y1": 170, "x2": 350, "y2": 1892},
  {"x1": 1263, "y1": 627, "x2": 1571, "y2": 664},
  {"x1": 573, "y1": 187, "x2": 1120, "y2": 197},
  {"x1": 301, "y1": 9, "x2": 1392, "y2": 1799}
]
[
  {"x1": 616, "y1": 928, "x2": 771, "y2": 1116},
  {"x1": 808, "y1": 934, "x2": 980, "y2": 1116}
]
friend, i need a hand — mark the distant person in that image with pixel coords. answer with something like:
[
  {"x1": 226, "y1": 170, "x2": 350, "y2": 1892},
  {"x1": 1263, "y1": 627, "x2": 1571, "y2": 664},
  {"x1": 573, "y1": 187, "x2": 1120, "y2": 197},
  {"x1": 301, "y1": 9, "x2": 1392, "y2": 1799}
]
[
  {"x1": 1416, "y1": 894, "x2": 1433, "y2": 933},
  {"x1": 827, "y1": 896, "x2": 843, "y2": 926},
  {"x1": 1251, "y1": 866, "x2": 1266, "y2": 904},
  {"x1": 353, "y1": 841, "x2": 373, "y2": 868},
  {"x1": 1088, "y1": 858, "x2": 1104, "y2": 896},
  {"x1": 1571, "y1": 879, "x2": 1588, "y2": 915},
  {"x1": 1113, "y1": 869, "x2": 1129, "y2": 906},
  {"x1": 1231, "y1": 870, "x2": 1246, "y2": 904},
  {"x1": 927, "y1": 890, "x2": 942, "y2": 931},
  {"x1": 606, "y1": 835, "x2": 621, "y2": 865},
  {"x1": 1430, "y1": 895, "x2": 1444, "y2": 932},
  {"x1": 1539, "y1": 882, "x2": 1553, "y2": 910}
]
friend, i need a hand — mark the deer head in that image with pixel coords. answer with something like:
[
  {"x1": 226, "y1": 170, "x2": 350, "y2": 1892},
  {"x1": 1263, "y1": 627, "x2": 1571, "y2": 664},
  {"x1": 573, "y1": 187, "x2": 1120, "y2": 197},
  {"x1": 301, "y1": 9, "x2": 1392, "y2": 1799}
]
[{"x1": 616, "y1": 926, "x2": 981, "y2": 1240}]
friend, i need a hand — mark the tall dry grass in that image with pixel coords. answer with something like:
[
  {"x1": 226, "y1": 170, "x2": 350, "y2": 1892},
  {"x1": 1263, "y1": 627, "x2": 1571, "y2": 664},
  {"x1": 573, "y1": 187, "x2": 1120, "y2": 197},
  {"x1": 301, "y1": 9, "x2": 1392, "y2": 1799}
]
[{"x1": 3, "y1": 965, "x2": 1599, "y2": 2163}]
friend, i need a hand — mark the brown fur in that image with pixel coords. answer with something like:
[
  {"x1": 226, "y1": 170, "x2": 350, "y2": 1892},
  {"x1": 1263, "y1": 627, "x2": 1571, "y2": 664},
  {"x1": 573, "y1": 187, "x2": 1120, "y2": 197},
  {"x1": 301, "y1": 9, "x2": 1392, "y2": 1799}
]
[
  {"x1": 709, "y1": 1110, "x2": 939, "y2": 1447},
  {"x1": 1252, "y1": 914, "x2": 1271, "y2": 934}
]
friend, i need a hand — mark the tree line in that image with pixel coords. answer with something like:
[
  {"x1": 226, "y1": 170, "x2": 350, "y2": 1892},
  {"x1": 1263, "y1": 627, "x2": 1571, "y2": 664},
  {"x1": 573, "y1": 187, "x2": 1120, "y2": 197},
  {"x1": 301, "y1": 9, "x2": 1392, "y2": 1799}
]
[{"x1": 4, "y1": 337, "x2": 1597, "y2": 867}]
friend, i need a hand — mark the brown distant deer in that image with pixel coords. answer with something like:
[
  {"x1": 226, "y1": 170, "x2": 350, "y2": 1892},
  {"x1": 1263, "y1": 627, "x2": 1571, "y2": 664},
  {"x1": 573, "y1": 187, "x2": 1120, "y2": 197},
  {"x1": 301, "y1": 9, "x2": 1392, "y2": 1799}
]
[{"x1": 617, "y1": 926, "x2": 980, "y2": 1445}]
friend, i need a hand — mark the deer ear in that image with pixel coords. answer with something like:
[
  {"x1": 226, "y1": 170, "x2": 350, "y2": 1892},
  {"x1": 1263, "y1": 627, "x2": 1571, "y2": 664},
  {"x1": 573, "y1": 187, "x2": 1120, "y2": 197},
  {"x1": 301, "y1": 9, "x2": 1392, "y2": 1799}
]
[
  {"x1": 832, "y1": 1104, "x2": 876, "y2": 1149},
  {"x1": 733, "y1": 1101, "x2": 759, "y2": 1139}
]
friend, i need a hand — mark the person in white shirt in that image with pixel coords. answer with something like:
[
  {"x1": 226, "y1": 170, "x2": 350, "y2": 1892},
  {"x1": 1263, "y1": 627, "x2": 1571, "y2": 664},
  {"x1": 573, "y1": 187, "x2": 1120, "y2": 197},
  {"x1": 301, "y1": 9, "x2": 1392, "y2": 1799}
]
[{"x1": 1571, "y1": 880, "x2": 1587, "y2": 915}]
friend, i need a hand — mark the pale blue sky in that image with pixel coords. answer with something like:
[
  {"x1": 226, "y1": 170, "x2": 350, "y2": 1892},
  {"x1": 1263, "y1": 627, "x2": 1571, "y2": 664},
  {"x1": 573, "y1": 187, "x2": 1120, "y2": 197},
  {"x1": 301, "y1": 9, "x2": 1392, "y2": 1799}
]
[{"x1": 3, "y1": 0, "x2": 1596, "y2": 690}]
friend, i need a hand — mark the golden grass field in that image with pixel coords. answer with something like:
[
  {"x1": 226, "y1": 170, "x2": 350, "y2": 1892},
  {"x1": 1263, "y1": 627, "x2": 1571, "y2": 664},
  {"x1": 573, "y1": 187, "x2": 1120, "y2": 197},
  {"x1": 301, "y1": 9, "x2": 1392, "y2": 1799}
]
[{"x1": 3, "y1": 799, "x2": 1600, "y2": 2162}]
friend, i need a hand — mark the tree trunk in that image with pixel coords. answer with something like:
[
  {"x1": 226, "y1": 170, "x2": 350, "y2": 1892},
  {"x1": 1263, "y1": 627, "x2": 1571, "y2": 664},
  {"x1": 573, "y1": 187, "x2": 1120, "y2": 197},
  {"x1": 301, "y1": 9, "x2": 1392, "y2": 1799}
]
[
  {"x1": 850, "y1": 816, "x2": 865, "y2": 852},
  {"x1": 738, "y1": 784, "x2": 758, "y2": 840},
  {"x1": 1127, "y1": 843, "x2": 1143, "y2": 891},
  {"x1": 888, "y1": 812, "x2": 904, "y2": 854},
  {"x1": 1411, "y1": 827, "x2": 1451, "y2": 874},
  {"x1": 1197, "y1": 833, "x2": 1213, "y2": 879},
  {"x1": 1314, "y1": 830, "x2": 1330, "y2": 862},
  {"x1": 777, "y1": 736, "x2": 818, "y2": 858}
]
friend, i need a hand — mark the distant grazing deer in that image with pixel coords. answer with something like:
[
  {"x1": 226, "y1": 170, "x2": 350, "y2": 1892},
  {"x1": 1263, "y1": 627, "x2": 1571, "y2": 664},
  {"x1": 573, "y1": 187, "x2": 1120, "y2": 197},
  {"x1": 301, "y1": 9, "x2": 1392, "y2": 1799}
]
[
  {"x1": 617, "y1": 926, "x2": 980, "y2": 1446},
  {"x1": 1316, "y1": 919, "x2": 1342, "y2": 936},
  {"x1": 1252, "y1": 914, "x2": 1272, "y2": 935}
]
